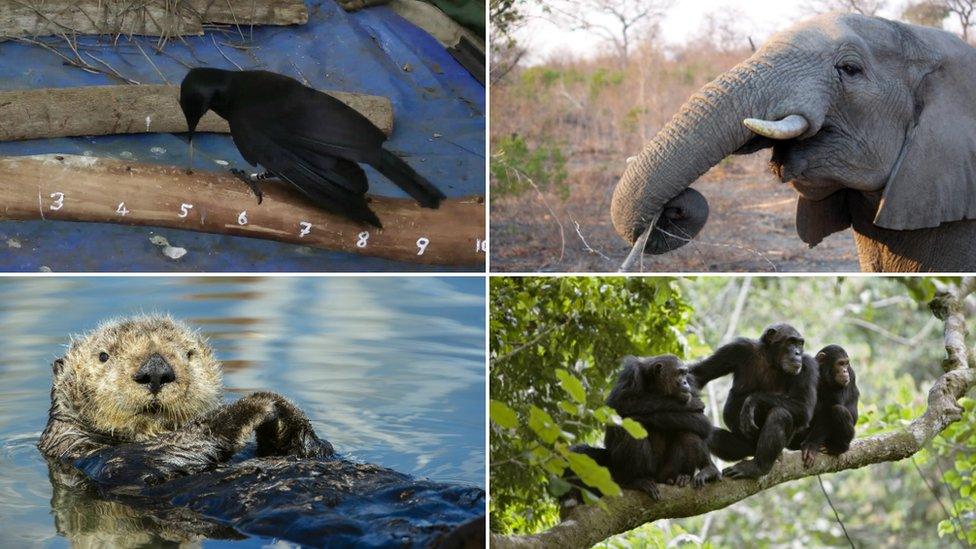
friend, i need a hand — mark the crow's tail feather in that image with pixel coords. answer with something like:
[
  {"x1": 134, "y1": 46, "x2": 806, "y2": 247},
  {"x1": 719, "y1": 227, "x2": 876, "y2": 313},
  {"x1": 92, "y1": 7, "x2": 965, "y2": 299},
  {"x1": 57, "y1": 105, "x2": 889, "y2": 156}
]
[{"x1": 374, "y1": 150, "x2": 446, "y2": 208}]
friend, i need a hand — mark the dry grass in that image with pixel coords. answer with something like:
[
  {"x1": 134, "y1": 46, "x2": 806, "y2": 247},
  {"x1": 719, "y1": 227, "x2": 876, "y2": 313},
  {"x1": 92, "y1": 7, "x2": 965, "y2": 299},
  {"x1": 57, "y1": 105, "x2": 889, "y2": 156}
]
[{"x1": 490, "y1": 42, "x2": 859, "y2": 272}]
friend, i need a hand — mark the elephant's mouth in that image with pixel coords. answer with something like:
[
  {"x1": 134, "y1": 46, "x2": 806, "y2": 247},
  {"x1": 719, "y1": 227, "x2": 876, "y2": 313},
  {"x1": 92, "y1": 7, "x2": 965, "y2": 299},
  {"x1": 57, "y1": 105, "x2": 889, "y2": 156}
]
[{"x1": 738, "y1": 125, "x2": 845, "y2": 201}]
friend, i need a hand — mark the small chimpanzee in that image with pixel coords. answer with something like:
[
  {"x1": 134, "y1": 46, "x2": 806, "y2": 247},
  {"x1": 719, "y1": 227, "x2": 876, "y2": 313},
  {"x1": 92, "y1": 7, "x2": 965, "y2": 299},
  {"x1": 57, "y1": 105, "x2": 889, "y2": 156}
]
[
  {"x1": 568, "y1": 354, "x2": 720, "y2": 502},
  {"x1": 789, "y1": 345, "x2": 859, "y2": 467},
  {"x1": 690, "y1": 323, "x2": 818, "y2": 479}
]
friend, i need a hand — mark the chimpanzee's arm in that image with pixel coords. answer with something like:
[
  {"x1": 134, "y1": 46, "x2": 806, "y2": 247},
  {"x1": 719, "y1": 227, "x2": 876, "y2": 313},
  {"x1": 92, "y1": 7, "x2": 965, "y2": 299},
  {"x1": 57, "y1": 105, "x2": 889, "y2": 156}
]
[{"x1": 689, "y1": 338, "x2": 756, "y2": 388}]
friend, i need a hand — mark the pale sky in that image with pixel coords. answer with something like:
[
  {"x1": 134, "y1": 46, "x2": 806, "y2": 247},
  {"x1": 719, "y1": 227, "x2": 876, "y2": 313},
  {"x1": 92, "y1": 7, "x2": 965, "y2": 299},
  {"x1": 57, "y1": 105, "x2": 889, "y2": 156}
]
[{"x1": 513, "y1": 0, "x2": 917, "y2": 63}]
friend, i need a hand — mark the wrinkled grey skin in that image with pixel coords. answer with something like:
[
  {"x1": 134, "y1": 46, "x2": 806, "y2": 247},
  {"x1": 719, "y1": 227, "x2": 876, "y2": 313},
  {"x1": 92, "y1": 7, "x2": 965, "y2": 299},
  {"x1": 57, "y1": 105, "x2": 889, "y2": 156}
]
[{"x1": 611, "y1": 13, "x2": 976, "y2": 272}]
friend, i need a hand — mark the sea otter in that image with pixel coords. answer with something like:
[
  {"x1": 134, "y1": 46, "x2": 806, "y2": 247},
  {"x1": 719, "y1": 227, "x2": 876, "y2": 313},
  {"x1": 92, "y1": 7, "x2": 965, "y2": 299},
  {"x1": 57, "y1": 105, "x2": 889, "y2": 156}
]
[
  {"x1": 38, "y1": 315, "x2": 331, "y2": 485},
  {"x1": 37, "y1": 315, "x2": 485, "y2": 547}
]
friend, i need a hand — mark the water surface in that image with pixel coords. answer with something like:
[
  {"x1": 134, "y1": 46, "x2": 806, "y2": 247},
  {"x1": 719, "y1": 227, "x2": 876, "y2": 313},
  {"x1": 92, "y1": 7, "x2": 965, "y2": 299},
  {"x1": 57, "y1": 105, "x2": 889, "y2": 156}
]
[{"x1": 0, "y1": 276, "x2": 485, "y2": 547}]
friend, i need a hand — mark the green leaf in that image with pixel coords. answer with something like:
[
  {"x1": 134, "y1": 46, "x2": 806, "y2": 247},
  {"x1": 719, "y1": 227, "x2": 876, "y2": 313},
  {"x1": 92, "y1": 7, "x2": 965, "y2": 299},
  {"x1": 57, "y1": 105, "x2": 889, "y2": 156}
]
[
  {"x1": 555, "y1": 369, "x2": 587, "y2": 403},
  {"x1": 565, "y1": 451, "x2": 621, "y2": 497},
  {"x1": 490, "y1": 400, "x2": 519, "y2": 430},
  {"x1": 528, "y1": 405, "x2": 561, "y2": 443},
  {"x1": 547, "y1": 475, "x2": 573, "y2": 497},
  {"x1": 621, "y1": 418, "x2": 648, "y2": 439},
  {"x1": 557, "y1": 400, "x2": 579, "y2": 415}
]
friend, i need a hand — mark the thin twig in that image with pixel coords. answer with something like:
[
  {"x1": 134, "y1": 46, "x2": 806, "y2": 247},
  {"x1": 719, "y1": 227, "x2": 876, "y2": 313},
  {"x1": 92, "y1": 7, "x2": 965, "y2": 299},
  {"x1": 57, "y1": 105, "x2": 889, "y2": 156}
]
[
  {"x1": 817, "y1": 475, "x2": 855, "y2": 549},
  {"x1": 911, "y1": 457, "x2": 968, "y2": 549},
  {"x1": 655, "y1": 225, "x2": 777, "y2": 272},
  {"x1": 131, "y1": 37, "x2": 170, "y2": 84},
  {"x1": 212, "y1": 33, "x2": 244, "y2": 70},
  {"x1": 85, "y1": 51, "x2": 141, "y2": 84},
  {"x1": 509, "y1": 168, "x2": 565, "y2": 269},
  {"x1": 573, "y1": 221, "x2": 611, "y2": 262},
  {"x1": 491, "y1": 316, "x2": 574, "y2": 366}
]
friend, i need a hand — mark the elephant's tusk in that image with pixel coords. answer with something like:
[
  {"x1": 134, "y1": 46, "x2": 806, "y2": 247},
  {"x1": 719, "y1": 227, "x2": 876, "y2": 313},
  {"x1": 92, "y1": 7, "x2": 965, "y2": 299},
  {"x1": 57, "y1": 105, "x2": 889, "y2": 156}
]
[{"x1": 743, "y1": 114, "x2": 810, "y2": 139}]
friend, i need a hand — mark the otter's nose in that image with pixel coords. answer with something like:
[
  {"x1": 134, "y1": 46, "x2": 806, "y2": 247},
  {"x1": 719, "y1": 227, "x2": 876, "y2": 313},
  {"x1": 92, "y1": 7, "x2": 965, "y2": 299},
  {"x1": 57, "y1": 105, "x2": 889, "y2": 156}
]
[{"x1": 133, "y1": 353, "x2": 176, "y2": 394}]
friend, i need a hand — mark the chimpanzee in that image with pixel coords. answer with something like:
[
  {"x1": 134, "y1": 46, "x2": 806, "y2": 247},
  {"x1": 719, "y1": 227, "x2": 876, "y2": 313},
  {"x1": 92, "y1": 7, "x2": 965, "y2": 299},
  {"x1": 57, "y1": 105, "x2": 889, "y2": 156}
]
[
  {"x1": 567, "y1": 354, "x2": 720, "y2": 502},
  {"x1": 690, "y1": 323, "x2": 818, "y2": 479},
  {"x1": 788, "y1": 345, "x2": 859, "y2": 467}
]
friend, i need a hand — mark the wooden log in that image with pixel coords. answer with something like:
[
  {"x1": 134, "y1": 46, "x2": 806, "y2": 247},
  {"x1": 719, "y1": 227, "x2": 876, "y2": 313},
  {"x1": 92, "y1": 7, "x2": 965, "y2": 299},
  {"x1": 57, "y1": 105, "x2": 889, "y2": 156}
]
[
  {"x1": 0, "y1": 155, "x2": 486, "y2": 267},
  {"x1": 185, "y1": 0, "x2": 308, "y2": 26},
  {"x1": 0, "y1": 0, "x2": 307, "y2": 38},
  {"x1": 0, "y1": 85, "x2": 393, "y2": 142}
]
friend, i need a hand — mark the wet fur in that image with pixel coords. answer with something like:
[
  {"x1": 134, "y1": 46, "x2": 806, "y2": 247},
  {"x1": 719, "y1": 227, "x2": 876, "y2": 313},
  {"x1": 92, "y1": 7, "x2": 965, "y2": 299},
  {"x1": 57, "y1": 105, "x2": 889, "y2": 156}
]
[{"x1": 38, "y1": 315, "x2": 332, "y2": 485}]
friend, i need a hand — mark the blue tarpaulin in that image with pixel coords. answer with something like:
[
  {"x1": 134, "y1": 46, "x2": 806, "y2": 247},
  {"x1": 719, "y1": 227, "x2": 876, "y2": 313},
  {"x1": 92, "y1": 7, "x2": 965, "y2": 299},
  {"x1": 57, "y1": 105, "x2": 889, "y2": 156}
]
[{"x1": 0, "y1": 0, "x2": 484, "y2": 272}]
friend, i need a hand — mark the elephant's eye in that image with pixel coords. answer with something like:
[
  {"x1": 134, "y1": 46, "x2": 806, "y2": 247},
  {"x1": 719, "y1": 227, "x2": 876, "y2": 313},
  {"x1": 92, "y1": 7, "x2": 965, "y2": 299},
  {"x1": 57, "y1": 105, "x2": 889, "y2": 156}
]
[{"x1": 836, "y1": 63, "x2": 863, "y2": 77}]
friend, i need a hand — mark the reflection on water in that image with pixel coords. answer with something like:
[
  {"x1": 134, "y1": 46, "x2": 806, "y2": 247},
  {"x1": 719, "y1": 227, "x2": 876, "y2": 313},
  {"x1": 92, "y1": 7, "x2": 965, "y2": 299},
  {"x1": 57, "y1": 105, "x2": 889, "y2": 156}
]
[{"x1": 0, "y1": 277, "x2": 485, "y2": 547}]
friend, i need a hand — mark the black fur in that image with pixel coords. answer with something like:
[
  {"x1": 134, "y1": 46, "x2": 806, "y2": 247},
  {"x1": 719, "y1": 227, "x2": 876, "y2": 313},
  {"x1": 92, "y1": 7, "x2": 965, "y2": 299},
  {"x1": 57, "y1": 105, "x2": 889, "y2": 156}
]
[
  {"x1": 789, "y1": 345, "x2": 860, "y2": 467},
  {"x1": 691, "y1": 323, "x2": 818, "y2": 479},
  {"x1": 566, "y1": 355, "x2": 719, "y2": 503}
]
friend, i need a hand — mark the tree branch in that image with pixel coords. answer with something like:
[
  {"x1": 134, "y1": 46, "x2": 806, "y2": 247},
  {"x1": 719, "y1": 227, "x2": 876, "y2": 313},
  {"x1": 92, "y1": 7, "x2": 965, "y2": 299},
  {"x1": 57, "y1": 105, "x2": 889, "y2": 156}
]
[{"x1": 492, "y1": 278, "x2": 976, "y2": 549}]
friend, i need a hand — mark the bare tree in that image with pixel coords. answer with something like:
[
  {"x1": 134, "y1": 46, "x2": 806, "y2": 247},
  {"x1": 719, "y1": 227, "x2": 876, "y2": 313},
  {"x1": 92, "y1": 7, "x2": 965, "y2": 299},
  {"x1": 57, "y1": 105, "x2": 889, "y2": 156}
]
[
  {"x1": 944, "y1": 0, "x2": 976, "y2": 41},
  {"x1": 547, "y1": 0, "x2": 674, "y2": 63},
  {"x1": 806, "y1": 0, "x2": 889, "y2": 15},
  {"x1": 902, "y1": 1, "x2": 950, "y2": 28}
]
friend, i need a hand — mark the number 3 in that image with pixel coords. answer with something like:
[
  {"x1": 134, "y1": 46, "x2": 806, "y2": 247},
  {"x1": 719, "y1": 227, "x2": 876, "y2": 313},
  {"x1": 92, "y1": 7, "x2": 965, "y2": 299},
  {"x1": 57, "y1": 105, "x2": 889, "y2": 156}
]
[{"x1": 49, "y1": 192, "x2": 64, "y2": 211}]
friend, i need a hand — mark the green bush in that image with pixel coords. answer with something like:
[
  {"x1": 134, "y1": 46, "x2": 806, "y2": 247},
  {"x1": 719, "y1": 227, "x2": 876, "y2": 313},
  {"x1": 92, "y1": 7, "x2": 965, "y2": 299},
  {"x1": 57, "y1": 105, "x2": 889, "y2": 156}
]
[
  {"x1": 489, "y1": 277, "x2": 692, "y2": 534},
  {"x1": 490, "y1": 134, "x2": 569, "y2": 199}
]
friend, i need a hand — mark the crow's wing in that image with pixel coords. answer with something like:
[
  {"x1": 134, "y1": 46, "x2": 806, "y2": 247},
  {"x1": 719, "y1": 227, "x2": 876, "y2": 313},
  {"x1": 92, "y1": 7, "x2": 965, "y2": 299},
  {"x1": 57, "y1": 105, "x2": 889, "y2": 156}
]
[
  {"x1": 264, "y1": 85, "x2": 388, "y2": 164},
  {"x1": 228, "y1": 112, "x2": 379, "y2": 226}
]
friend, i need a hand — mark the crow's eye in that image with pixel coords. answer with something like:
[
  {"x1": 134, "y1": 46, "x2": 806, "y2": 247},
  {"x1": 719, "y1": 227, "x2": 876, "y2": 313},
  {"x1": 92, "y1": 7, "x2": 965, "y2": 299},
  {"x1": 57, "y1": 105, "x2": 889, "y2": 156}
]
[
  {"x1": 837, "y1": 63, "x2": 862, "y2": 77},
  {"x1": 98, "y1": 352, "x2": 110, "y2": 363}
]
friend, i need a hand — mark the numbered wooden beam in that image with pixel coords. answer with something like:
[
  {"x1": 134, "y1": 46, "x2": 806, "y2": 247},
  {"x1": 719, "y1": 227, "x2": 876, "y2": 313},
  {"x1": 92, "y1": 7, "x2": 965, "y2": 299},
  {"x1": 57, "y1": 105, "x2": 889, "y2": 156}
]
[
  {"x1": 0, "y1": 155, "x2": 486, "y2": 266},
  {"x1": 0, "y1": 85, "x2": 393, "y2": 142},
  {"x1": 0, "y1": 0, "x2": 308, "y2": 38}
]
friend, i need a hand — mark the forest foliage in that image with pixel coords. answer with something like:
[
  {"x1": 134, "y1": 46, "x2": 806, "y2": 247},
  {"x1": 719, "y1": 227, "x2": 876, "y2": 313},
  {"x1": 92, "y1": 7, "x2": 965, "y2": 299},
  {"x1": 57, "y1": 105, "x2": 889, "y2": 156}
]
[{"x1": 489, "y1": 277, "x2": 976, "y2": 547}]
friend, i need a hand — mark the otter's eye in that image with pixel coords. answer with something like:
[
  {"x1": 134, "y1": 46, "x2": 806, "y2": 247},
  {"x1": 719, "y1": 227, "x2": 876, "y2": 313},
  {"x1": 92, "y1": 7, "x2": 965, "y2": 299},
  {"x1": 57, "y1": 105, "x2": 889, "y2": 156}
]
[
  {"x1": 98, "y1": 352, "x2": 110, "y2": 363},
  {"x1": 186, "y1": 349, "x2": 195, "y2": 359}
]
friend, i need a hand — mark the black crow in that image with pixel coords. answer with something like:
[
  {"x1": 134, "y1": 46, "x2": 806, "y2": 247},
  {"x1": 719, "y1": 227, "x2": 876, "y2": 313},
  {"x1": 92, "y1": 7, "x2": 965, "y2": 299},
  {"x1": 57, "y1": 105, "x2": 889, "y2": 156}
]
[{"x1": 178, "y1": 68, "x2": 446, "y2": 228}]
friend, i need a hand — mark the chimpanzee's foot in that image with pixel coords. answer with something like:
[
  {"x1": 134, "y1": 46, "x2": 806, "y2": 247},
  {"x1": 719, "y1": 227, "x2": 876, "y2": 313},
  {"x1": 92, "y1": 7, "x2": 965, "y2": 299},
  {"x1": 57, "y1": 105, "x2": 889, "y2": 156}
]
[
  {"x1": 693, "y1": 464, "x2": 721, "y2": 488},
  {"x1": 723, "y1": 459, "x2": 765, "y2": 479},
  {"x1": 630, "y1": 478, "x2": 661, "y2": 501}
]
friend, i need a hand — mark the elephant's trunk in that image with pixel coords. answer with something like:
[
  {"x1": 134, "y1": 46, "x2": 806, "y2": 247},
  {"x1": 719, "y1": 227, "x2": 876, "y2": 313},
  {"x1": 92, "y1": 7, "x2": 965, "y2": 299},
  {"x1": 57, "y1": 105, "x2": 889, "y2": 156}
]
[{"x1": 611, "y1": 57, "x2": 798, "y2": 253}]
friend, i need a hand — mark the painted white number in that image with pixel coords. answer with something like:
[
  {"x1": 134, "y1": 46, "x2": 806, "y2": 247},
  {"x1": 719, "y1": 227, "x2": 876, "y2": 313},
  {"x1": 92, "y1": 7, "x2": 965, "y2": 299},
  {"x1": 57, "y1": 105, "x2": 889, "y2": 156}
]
[
  {"x1": 116, "y1": 202, "x2": 129, "y2": 216},
  {"x1": 299, "y1": 222, "x2": 312, "y2": 238},
  {"x1": 178, "y1": 203, "x2": 193, "y2": 218},
  {"x1": 475, "y1": 238, "x2": 488, "y2": 253},
  {"x1": 238, "y1": 211, "x2": 248, "y2": 225},
  {"x1": 416, "y1": 237, "x2": 430, "y2": 255},
  {"x1": 49, "y1": 192, "x2": 64, "y2": 211},
  {"x1": 356, "y1": 231, "x2": 369, "y2": 248}
]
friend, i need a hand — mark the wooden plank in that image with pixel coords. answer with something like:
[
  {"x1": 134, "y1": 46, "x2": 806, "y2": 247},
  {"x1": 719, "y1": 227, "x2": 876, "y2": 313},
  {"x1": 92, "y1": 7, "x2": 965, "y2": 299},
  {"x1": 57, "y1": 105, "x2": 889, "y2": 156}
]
[
  {"x1": 0, "y1": 154, "x2": 486, "y2": 267},
  {"x1": 0, "y1": 84, "x2": 393, "y2": 142},
  {"x1": 187, "y1": 0, "x2": 308, "y2": 26},
  {"x1": 0, "y1": 0, "x2": 307, "y2": 38}
]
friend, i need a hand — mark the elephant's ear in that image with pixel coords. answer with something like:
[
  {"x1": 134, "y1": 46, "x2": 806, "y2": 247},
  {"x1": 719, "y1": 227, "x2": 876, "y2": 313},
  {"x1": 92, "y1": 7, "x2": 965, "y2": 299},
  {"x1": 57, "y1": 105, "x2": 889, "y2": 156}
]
[
  {"x1": 874, "y1": 35, "x2": 976, "y2": 230},
  {"x1": 796, "y1": 192, "x2": 851, "y2": 247}
]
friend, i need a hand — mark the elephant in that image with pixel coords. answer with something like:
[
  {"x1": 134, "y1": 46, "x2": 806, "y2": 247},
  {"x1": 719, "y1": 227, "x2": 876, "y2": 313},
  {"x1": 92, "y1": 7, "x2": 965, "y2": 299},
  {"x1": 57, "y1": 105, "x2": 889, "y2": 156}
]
[{"x1": 610, "y1": 13, "x2": 976, "y2": 272}]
